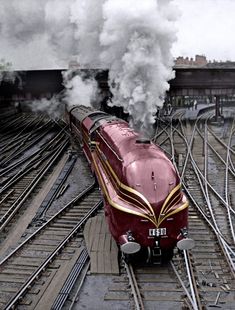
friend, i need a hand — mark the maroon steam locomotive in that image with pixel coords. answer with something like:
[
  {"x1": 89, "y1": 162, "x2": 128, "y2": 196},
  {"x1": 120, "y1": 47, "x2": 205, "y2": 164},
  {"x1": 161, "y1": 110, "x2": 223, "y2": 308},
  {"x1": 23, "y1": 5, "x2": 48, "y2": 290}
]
[{"x1": 66, "y1": 105, "x2": 192, "y2": 262}]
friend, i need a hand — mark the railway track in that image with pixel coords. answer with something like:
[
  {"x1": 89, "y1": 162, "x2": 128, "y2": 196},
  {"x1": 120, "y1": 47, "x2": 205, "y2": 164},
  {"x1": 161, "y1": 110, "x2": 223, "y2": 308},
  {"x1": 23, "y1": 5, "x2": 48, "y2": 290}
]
[
  {"x1": 0, "y1": 116, "x2": 70, "y2": 241},
  {"x1": 1, "y1": 110, "x2": 235, "y2": 309},
  {"x1": 0, "y1": 115, "x2": 51, "y2": 162},
  {"x1": 0, "y1": 113, "x2": 102, "y2": 310},
  {"x1": 75, "y1": 110, "x2": 235, "y2": 310},
  {"x1": 125, "y1": 261, "x2": 191, "y2": 309},
  {"x1": 0, "y1": 183, "x2": 102, "y2": 309},
  {"x1": 104, "y1": 260, "x2": 186, "y2": 309},
  {"x1": 106, "y1": 251, "x2": 204, "y2": 310},
  {"x1": 151, "y1": 113, "x2": 234, "y2": 308}
]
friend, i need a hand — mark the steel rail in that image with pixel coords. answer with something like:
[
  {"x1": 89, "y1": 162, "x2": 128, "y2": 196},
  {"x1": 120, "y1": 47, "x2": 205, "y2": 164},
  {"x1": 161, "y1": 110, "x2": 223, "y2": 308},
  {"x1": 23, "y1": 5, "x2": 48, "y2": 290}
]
[
  {"x1": 0, "y1": 131, "x2": 68, "y2": 194},
  {"x1": 0, "y1": 122, "x2": 66, "y2": 175},
  {"x1": 174, "y1": 117, "x2": 235, "y2": 216},
  {"x1": 0, "y1": 118, "x2": 50, "y2": 153},
  {"x1": 190, "y1": 156, "x2": 235, "y2": 216},
  {"x1": 182, "y1": 169, "x2": 235, "y2": 276},
  {"x1": 183, "y1": 250, "x2": 202, "y2": 310},
  {"x1": 157, "y1": 134, "x2": 171, "y2": 148},
  {"x1": 203, "y1": 119, "x2": 222, "y2": 236},
  {"x1": 156, "y1": 113, "x2": 235, "y2": 239},
  {"x1": 152, "y1": 113, "x2": 235, "y2": 307},
  {"x1": 51, "y1": 248, "x2": 89, "y2": 310},
  {"x1": 67, "y1": 262, "x2": 91, "y2": 310},
  {"x1": 35, "y1": 154, "x2": 77, "y2": 221},
  {"x1": 224, "y1": 119, "x2": 235, "y2": 243},
  {"x1": 183, "y1": 120, "x2": 235, "y2": 246},
  {"x1": 195, "y1": 125, "x2": 235, "y2": 178},
  {"x1": 157, "y1": 117, "x2": 221, "y2": 227},
  {"x1": 2, "y1": 185, "x2": 101, "y2": 309},
  {"x1": 0, "y1": 182, "x2": 96, "y2": 266},
  {"x1": 166, "y1": 120, "x2": 205, "y2": 310},
  {"x1": 169, "y1": 113, "x2": 187, "y2": 167},
  {"x1": 207, "y1": 125, "x2": 235, "y2": 156},
  {"x1": 153, "y1": 115, "x2": 185, "y2": 162},
  {"x1": 5, "y1": 200, "x2": 102, "y2": 310},
  {"x1": 170, "y1": 261, "x2": 195, "y2": 308},
  {"x1": 0, "y1": 126, "x2": 58, "y2": 177},
  {"x1": 181, "y1": 161, "x2": 235, "y2": 276},
  {"x1": 0, "y1": 113, "x2": 24, "y2": 128},
  {"x1": 152, "y1": 115, "x2": 176, "y2": 146},
  {"x1": 0, "y1": 115, "x2": 36, "y2": 136},
  {"x1": 203, "y1": 119, "x2": 235, "y2": 245},
  {"x1": 197, "y1": 120, "x2": 235, "y2": 188},
  {"x1": 0, "y1": 139, "x2": 69, "y2": 232},
  {"x1": 125, "y1": 262, "x2": 145, "y2": 310},
  {"x1": 161, "y1": 117, "x2": 235, "y2": 275},
  {"x1": 229, "y1": 154, "x2": 235, "y2": 173},
  {"x1": 0, "y1": 131, "x2": 33, "y2": 153},
  {"x1": 0, "y1": 121, "x2": 52, "y2": 167},
  {"x1": 180, "y1": 115, "x2": 205, "y2": 179}
]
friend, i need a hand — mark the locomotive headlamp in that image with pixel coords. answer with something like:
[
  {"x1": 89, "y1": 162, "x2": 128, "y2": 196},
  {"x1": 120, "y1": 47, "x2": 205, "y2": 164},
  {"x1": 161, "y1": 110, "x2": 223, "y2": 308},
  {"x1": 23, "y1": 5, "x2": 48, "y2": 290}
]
[
  {"x1": 177, "y1": 238, "x2": 195, "y2": 251},
  {"x1": 119, "y1": 233, "x2": 141, "y2": 254},
  {"x1": 177, "y1": 228, "x2": 195, "y2": 250}
]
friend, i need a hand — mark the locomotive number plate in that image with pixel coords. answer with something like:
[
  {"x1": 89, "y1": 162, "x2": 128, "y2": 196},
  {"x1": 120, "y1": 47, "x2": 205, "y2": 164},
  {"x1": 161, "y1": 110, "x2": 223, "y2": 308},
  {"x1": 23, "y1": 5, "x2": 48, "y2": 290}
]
[{"x1": 149, "y1": 228, "x2": 167, "y2": 237}]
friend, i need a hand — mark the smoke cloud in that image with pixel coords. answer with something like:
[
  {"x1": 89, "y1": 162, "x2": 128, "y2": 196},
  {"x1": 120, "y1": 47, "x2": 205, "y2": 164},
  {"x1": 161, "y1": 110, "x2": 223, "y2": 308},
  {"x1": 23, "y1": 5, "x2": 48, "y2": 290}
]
[
  {"x1": 62, "y1": 70, "x2": 98, "y2": 108},
  {"x1": 29, "y1": 70, "x2": 98, "y2": 118},
  {"x1": 0, "y1": 0, "x2": 177, "y2": 133},
  {"x1": 29, "y1": 96, "x2": 63, "y2": 119},
  {"x1": 73, "y1": 0, "x2": 177, "y2": 133},
  {"x1": 0, "y1": 0, "x2": 77, "y2": 69},
  {"x1": 105, "y1": 0, "x2": 176, "y2": 132}
]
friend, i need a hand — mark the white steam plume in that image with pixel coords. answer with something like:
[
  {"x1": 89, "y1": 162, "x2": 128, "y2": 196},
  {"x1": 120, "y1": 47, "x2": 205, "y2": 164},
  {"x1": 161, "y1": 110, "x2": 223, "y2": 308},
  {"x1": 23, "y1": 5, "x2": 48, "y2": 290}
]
[
  {"x1": 70, "y1": 0, "x2": 104, "y2": 68},
  {"x1": 29, "y1": 71, "x2": 98, "y2": 118},
  {"x1": 103, "y1": 0, "x2": 177, "y2": 133},
  {"x1": 0, "y1": 0, "x2": 77, "y2": 69},
  {"x1": 28, "y1": 96, "x2": 63, "y2": 119},
  {"x1": 103, "y1": 0, "x2": 177, "y2": 132},
  {"x1": 0, "y1": 0, "x2": 177, "y2": 130},
  {"x1": 62, "y1": 70, "x2": 98, "y2": 108},
  {"x1": 72, "y1": 0, "x2": 177, "y2": 134}
]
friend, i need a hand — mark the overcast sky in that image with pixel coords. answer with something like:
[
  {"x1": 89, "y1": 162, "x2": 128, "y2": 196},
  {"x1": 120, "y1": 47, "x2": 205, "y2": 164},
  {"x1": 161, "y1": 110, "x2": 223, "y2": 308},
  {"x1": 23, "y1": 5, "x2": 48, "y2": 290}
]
[
  {"x1": 0, "y1": 0, "x2": 234, "y2": 70},
  {"x1": 173, "y1": 0, "x2": 235, "y2": 61}
]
